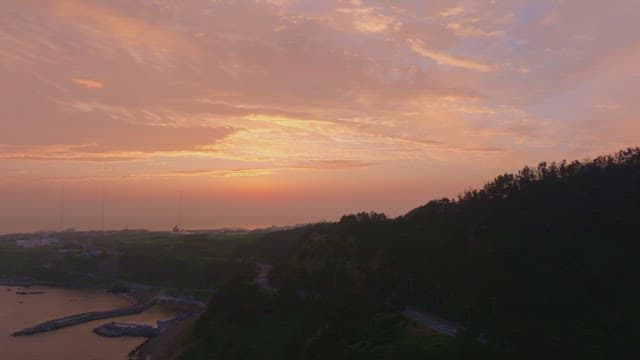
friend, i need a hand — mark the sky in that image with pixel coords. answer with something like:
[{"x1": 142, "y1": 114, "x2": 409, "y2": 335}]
[{"x1": 1, "y1": 0, "x2": 638, "y2": 233}]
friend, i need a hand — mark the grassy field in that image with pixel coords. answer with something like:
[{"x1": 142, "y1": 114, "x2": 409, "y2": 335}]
[{"x1": 0, "y1": 230, "x2": 259, "y2": 293}]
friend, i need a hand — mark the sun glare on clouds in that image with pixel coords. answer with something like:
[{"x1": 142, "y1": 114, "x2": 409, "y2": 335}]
[{"x1": 0, "y1": 0, "x2": 638, "y2": 231}]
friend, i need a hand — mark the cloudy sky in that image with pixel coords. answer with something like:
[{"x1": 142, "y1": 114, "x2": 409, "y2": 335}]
[{"x1": 1, "y1": 0, "x2": 638, "y2": 232}]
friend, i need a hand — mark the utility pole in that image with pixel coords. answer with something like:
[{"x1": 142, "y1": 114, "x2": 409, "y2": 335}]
[
  {"x1": 101, "y1": 186, "x2": 105, "y2": 232},
  {"x1": 490, "y1": 296, "x2": 497, "y2": 317},
  {"x1": 333, "y1": 262, "x2": 338, "y2": 292},
  {"x1": 179, "y1": 191, "x2": 183, "y2": 231},
  {"x1": 59, "y1": 185, "x2": 65, "y2": 232}
]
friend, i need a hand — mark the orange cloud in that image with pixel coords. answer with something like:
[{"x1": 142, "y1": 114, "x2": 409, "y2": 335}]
[
  {"x1": 337, "y1": 7, "x2": 401, "y2": 33},
  {"x1": 446, "y1": 23, "x2": 505, "y2": 39},
  {"x1": 165, "y1": 160, "x2": 377, "y2": 178},
  {"x1": 407, "y1": 39, "x2": 495, "y2": 72},
  {"x1": 439, "y1": 6, "x2": 465, "y2": 18},
  {"x1": 2, "y1": 0, "x2": 639, "y2": 232},
  {"x1": 48, "y1": 0, "x2": 192, "y2": 55},
  {"x1": 72, "y1": 78, "x2": 103, "y2": 89},
  {"x1": 0, "y1": 121, "x2": 238, "y2": 162}
]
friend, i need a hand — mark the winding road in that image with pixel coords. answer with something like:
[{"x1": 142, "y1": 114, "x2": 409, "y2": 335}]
[
  {"x1": 253, "y1": 262, "x2": 462, "y2": 337},
  {"x1": 401, "y1": 306, "x2": 460, "y2": 336}
]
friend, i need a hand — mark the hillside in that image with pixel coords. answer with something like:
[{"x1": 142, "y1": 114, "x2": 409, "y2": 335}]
[{"x1": 185, "y1": 147, "x2": 640, "y2": 359}]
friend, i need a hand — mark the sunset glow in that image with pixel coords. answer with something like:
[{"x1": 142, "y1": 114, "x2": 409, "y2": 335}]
[{"x1": 1, "y1": 0, "x2": 638, "y2": 232}]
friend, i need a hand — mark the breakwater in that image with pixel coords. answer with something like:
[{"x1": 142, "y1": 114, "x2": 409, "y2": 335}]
[{"x1": 11, "y1": 300, "x2": 154, "y2": 336}]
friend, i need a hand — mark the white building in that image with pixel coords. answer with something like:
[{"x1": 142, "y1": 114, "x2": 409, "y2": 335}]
[{"x1": 16, "y1": 237, "x2": 59, "y2": 248}]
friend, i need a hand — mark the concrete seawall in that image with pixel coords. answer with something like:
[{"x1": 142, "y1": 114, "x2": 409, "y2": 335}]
[
  {"x1": 11, "y1": 301, "x2": 154, "y2": 336},
  {"x1": 93, "y1": 322, "x2": 159, "y2": 338},
  {"x1": 93, "y1": 311, "x2": 197, "y2": 338}
]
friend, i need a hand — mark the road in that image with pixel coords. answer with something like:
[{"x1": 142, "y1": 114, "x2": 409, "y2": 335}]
[
  {"x1": 253, "y1": 262, "x2": 464, "y2": 338},
  {"x1": 254, "y1": 262, "x2": 276, "y2": 291},
  {"x1": 401, "y1": 306, "x2": 460, "y2": 337}
]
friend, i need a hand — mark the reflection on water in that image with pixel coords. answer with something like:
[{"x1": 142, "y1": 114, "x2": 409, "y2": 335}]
[{"x1": 0, "y1": 286, "x2": 179, "y2": 360}]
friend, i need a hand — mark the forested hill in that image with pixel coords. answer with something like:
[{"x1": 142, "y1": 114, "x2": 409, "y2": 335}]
[{"x1": 244, "y1": 147, "x2": 640, "y2": 358}]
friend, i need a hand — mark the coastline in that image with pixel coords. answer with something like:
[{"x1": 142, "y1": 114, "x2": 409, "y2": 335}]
[
  {"x1": 2, "y1": 281, "x2": 202, "y2": 359},
  {"x1": 0, "y1": 277, "x2": 115, "y2": 290}
]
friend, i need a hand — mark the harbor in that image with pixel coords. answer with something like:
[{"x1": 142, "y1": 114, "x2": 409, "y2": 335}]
[
  {"x1": 10, "y1": 291, "x2": 204, "y2": 337},
  {"x1": 11, "y1": 300, "x2": 154, "y2": 336},
  {"x1": 1, "y1": 286, "x2": 182, "y2": 360}
]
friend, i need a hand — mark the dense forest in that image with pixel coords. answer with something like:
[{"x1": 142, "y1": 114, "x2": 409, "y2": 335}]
[{"x1": 184, "y1": 147, "x2": 640, "y2": 359}]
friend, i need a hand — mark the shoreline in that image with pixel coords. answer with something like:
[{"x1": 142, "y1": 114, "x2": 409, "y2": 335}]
[
  {"x1": 2, "y1": 278, "x2": 203, "y2": 358},
  {"x1": 0, "y1": 277, "x2": 113, "y2": 290}
]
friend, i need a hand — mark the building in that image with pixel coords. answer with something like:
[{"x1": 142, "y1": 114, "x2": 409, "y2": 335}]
[{"x1": 16, "y1": 236, "x2": 59, "y2": 248}]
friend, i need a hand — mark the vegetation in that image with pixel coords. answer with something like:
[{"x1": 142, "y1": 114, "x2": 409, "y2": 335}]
[
  {"x1": 3, "y1": 147, "x2": 639, "y2": 358},
  {"x1": 182, "y1": 147, "x2": 640, "y2": 359},
  {"x1": 0, "y1": 231, "x2": 258, "y2": 291},
  {"x1": 180, "y1": 280, "x2": 480, "y2": 360},
  {"x1": 114, "y1": 233, "x2": 257, "y2": 289}
]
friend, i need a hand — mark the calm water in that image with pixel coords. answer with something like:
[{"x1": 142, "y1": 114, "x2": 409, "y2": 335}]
[{"x1": 0, "y1": 286, "x2": 179, "y2": 360}]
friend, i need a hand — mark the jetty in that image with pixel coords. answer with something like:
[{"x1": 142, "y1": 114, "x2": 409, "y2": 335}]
[{"x1": 11, "y1": 300, "x2": 154, "y2": 336}]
